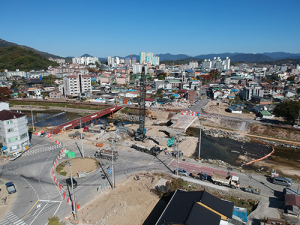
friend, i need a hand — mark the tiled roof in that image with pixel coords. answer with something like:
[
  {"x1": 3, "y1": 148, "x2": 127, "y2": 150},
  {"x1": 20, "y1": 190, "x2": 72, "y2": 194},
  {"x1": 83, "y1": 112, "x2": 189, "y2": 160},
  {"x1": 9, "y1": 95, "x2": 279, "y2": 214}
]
[{"x1": 0, "y1": 110, "x2": 26, "y2": 121}]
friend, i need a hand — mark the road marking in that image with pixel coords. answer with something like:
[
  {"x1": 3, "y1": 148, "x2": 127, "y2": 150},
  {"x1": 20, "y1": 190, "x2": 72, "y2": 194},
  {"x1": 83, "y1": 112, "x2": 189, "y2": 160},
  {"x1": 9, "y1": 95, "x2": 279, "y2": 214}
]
[
  {"x1": 39, "y1": 200, "x2": 62, "y2": 203},
  {"x1": 21, "y1": 200, "x2": 39, "y2": 220},
  {"x1": 0, "y1": 211, "x2": 27, "y2": 225}
]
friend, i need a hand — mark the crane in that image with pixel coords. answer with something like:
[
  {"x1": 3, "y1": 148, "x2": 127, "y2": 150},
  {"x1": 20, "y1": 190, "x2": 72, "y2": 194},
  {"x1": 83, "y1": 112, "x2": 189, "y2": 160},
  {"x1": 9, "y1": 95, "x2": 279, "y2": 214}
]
[{"x1": 135, "y1": 66, "x2": 146, "y2": 141}]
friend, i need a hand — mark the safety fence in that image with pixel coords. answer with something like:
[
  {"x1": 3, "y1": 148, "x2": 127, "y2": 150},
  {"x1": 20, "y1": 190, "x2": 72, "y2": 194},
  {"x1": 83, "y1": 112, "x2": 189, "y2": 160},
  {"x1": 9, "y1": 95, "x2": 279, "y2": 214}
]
[
  {"x1": 97, "y1": 181, "x2": 109, "y2": 192},
  {"x1": 47, "y1": 135, "x2": 80, "y2": 210},
  {"x1": 181, "y1": 110, "x2": 230, "y2": 119},
  {"x1": 244, "y1": 138, "x2": 275, "y2": 166}
]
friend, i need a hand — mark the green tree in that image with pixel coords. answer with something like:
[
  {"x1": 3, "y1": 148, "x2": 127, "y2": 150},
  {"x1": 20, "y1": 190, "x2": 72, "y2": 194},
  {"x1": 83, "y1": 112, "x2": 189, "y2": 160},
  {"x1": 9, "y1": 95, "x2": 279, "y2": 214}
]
[
  {"x1": 12, "y1": 80, "x2": 19, "y2": 88},
  {"x1": 95, "y1": 62, "x2": 100, "y2": 68},
  {"x1": 170, "y1": 96, "x2": 175, "y2": 100},
  {"x1": 158, "y1": 75, "x2": 164, "y2": 80},
  {"x1": 157, "y1": 89, "x2": 162, "y2": 95},
  {"x1": 273, "y1": 101, "x2": 300, "y2": 125},
  {"x1": 91, "y1": 81, "x2": 98, "y2": 85},
  {"x1": 209, "y1": 69, "x2": 220, "y2": 81}
]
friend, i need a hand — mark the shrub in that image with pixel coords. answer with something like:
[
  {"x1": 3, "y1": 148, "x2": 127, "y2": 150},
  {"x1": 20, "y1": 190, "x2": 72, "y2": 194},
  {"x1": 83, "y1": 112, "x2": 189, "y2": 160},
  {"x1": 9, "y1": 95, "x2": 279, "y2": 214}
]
[{"x1": 48, "y1": 215, "x2": 65, "y2": 225}]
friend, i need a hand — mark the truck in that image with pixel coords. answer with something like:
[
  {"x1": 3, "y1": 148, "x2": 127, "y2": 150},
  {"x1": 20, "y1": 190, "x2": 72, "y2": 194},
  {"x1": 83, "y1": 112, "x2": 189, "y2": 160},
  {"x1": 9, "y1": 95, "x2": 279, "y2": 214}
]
[
  {"x1": 131, "y1": 144, "x2": 161, "y2": 156},
  {"x1": 191, "y1": 172, "x2": 208, "y2": 181},
  {"x1": 9, "y1": 152, "x2": 22, "y2": 161},
  {"x1": 95, "y1": 149, "x2": 118, "y2": 161},
  {"x1": 6, "y1": 182, "x2": 16, "y2": 194},
  {"x1": 242, "y1": 186, "x2": 261, "y2": 195},
  {"x1": 211, "y1": 172, "x2": 240, "y2": 189}
]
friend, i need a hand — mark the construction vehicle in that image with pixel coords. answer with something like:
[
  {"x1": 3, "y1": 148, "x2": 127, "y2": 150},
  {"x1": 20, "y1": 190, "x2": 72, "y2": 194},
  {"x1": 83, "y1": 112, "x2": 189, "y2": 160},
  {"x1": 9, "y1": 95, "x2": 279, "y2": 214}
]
[
  {"x1": 191, "y1": 172, "x2": 208, "y2": 181},
  {"x1": 211, "y1": 172, "x2": 240, "y2": 189},
  {"x1": 104, "y1": 123, "x2": 116, "y2": 132},
  {"x1": 242, "y1": 186, "x2": 261, "y2": 195},
  {"x1": 131, "y1": 144, "x2": 161, "y2": 156},
  {"x1": 95, "y1": 149, "x2": 118, "y2": 161},
  {"x1": 83, "y1": 126, "x2": 89, "y2": 132},
  {"x1": 146, "y1": 110, "x2": 157, "y2": 120}
]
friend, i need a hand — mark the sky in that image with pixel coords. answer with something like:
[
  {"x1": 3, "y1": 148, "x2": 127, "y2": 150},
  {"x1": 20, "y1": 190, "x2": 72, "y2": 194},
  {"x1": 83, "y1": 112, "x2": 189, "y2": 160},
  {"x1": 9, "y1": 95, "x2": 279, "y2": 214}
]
[{"x1": 1, "y1": 0, "x2": 300, "y2": 58}]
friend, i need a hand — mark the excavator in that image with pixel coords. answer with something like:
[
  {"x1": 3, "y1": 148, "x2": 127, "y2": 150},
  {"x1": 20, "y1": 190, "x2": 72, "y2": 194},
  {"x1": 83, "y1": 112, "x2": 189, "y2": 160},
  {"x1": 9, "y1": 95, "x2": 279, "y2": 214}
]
[
  {"x1": 104, "y1": 123, "x2": 116, "y2": 131},
  {"x1": 146, "y1": 110, "x2": 157, "y2": 120}
]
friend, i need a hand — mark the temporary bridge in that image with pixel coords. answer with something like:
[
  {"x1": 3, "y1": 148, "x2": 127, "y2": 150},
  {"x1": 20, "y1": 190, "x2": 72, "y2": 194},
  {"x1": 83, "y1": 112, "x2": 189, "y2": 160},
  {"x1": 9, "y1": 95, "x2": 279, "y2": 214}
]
[{"x1": 50, "y1": 106, "x2": 122, "y2": 134}]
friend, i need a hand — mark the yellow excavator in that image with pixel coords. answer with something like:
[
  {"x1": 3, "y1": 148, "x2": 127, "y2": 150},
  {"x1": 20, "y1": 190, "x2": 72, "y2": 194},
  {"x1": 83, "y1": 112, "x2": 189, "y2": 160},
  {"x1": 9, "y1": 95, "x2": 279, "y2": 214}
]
[
  {"x1": 146, "y1": 110, "x2": 157, "y2": 120},
  {"x1": 104, "y1": 123, "x2": 116, "y2": 131}
]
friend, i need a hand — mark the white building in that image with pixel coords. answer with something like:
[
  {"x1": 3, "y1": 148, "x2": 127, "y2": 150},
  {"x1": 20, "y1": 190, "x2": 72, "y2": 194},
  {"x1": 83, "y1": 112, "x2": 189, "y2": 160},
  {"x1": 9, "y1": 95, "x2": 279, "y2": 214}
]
[
  {"x1": 72, "y1": 57, "x2": 99, "y2": 65},
  {"x1": 133, "y1": 64, "x2": 143, "y2": 74},
  {"x1": 201, "y1": 57, "x2": 230, "y2": 70},
  {"x1": 115, "y1": 57, "x2": 120, "y2": 65},
  {"x1": 63, "y1": 74, "x2": 91, "y2": 97},
  {"x1": 0, "y1": 110, "x2": 30, "y2": 154},
  {"x1": 3, "y1": 69, "x2": 26, "y2": 79},
  {"x1": 189, "y1": 61, "x2": 198, "y2": 69},
  {"x1": 202, "y1": 59, "x2": 212, "y2": 69}
]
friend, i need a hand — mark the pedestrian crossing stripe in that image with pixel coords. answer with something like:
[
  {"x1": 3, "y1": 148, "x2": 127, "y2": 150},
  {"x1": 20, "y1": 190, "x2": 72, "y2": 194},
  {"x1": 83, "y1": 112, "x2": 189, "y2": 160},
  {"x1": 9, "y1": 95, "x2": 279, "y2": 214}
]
[{"x1": 0, "y1": 211, "x2": 27, "y2": 225}]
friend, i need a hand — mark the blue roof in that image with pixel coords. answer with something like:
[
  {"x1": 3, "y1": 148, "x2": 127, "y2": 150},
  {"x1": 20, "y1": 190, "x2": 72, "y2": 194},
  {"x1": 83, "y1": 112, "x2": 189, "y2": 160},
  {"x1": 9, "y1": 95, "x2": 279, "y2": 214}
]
[
  {"x1": 231, "y1": 89, "x2": 239, "y2": 92},
  {"x1": 172, "y1": 94, "x2": 179, "y2": 98},
  {"x1": 186, "y1": 69, "x2": 194, "y2": 73},
  {"x1": 233, "y1": 207, "x2": 248, "y2": 222}
]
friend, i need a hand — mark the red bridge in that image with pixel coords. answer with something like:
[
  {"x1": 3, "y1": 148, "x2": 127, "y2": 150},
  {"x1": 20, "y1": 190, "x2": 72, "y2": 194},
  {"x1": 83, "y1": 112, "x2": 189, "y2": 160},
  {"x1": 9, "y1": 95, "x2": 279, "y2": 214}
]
[{"x1": 51, "y1": 106, "x2": 123, "y2": 134}]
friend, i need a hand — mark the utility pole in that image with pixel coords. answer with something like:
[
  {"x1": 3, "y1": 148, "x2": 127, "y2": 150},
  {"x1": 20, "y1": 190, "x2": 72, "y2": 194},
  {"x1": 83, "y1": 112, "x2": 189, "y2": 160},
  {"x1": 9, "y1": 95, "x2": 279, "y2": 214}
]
[
  {"x1": 198, "y1": 120, "x2": 202, "y2": 160},
  {"x1": 297, "y1": 108, "x2": 300, "y2": 127},
  {"x1": 177, "y1": 134, "x2": 180, "y2": 176},
  {"x1": 80, "y1": 118, "x2": 84, "y2": 158},
  {"x1": 31, "y1": 105, "x2": 35, "y2": 132},
  {"x1": 69, "y1": 159, "x2": 77, "y2": 220}
]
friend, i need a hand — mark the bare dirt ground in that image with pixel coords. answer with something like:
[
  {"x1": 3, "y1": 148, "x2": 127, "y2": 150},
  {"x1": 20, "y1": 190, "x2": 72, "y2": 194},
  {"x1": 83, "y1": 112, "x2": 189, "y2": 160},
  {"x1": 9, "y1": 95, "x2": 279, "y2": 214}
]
[
  {"x1": 205, "y1": 101, "x2": 256, "y2": 119},
  {"x1": 250, "y1": 123, "x2": 300, "y2": 142},
  {"x1": 59, "y1": 158, "x2": 98, "y2": 177},
  {"x1": 70, "y1": 174, "x2": 161, "y2": 225}
]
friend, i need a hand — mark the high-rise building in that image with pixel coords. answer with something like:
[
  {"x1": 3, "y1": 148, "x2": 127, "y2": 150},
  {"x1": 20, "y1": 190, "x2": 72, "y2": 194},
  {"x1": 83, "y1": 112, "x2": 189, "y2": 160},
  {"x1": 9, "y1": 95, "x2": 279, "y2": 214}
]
[
  {"x1": 202, "y1": 57, "x2": 230, "y2": 70},
  {"x1": 107, "y1": 57, "x2": 112, "y2": 66},
  {"x1": 140, "y1": 52, "x2": 159, "y2": 65},
  {"x1": 72, "y1": 57, "x2": 99, "y2": 65},
  {"x1": 189, "y1": 61, "x2": 198, "y2": 69},
  {"x1": 115, "y1": 57, "x2": 120, "y2": 65},
  {"x1": 140, "y1": 52, "x2": 146, "y2": 64}
]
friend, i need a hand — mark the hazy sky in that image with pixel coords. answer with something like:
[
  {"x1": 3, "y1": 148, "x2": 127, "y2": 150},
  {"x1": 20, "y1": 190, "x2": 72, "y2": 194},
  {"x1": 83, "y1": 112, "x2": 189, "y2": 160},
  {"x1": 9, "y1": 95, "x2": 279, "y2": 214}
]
[{"x1": 1, "y1": 0, "x2": 300, "y2": 57}]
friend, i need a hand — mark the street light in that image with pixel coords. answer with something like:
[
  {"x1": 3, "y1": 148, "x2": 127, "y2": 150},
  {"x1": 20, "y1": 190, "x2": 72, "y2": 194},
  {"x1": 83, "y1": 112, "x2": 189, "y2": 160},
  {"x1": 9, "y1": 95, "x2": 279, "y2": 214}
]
[
  {"x1": 31, "y1": 105, "x2": 35, "y2": 132},
  {"x1": 198, "y1": 120, "x2": 204, "y2": 160},
  {"x1": 68, "y1": 159, "x2": 77, "y2": 220}
]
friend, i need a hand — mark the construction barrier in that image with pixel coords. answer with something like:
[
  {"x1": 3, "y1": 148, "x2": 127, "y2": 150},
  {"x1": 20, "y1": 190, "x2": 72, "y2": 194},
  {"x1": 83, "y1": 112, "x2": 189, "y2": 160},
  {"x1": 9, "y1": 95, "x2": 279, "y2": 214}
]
[
  {"x1": 245, "y1": 138, "x2": 275, "y2": 165},
  {"x1": 47, "y1": 135, "x2": 80, "y2": 209}
]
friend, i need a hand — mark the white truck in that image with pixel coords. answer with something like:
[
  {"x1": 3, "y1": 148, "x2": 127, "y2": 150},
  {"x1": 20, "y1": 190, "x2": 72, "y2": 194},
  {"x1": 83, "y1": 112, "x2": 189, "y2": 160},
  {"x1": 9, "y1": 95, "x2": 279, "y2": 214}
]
[{"x1": 211, "y1": 172, "x2": 240, "y2": 189}]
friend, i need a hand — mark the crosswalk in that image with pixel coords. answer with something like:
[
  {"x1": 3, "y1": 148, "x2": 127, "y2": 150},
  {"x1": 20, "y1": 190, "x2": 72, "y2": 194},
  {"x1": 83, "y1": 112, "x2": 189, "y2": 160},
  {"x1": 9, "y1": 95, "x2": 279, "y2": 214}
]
[{"x1": 0, "y1": 211, "x2": 27, "y2": 225}]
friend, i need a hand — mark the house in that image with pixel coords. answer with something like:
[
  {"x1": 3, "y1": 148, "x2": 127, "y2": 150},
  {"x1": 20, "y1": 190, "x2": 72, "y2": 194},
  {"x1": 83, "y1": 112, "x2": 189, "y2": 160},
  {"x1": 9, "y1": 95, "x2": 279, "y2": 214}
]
[
  {"x1": 0, "y1": 110, "x2": 30, "y2": 154},
  {"x1": 284, "y1": 194, "x2": 300, "y2": 216},
  {"x1": 228, "y1": 105, "x2": 243, "y2": 114},
  {"x1": 49, "y1": 90, "x2": 62, "y2": 99},
  {"x1": 156, "y1": 189, "x2": 237, "y2": 225},
  {"x1": 258, "y1": 110, "x2": 274, "y2": 119}
]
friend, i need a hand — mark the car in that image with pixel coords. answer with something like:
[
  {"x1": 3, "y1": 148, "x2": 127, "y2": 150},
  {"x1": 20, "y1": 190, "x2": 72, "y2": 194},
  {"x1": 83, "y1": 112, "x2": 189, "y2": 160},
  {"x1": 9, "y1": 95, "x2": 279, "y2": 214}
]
[
  {"x1": 66, "y1": 178, "x2": 78, "y2": 188},
  {"x1": 6, "y1": 182, "x2": 16, "y2": 194},
  {"x1": 40, "y1": 132, "x2": 46, "y2": 137},
  {"x1": 174, "y1": 168, "x2": 188, "y2": 176}
]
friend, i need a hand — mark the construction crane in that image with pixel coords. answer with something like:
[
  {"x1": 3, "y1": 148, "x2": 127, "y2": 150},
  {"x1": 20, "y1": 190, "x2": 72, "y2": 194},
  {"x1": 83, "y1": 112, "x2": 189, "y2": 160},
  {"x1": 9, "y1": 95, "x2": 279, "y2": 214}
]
[{"x1": 135, "y1": 66, "x2": 146, "y2": 141}]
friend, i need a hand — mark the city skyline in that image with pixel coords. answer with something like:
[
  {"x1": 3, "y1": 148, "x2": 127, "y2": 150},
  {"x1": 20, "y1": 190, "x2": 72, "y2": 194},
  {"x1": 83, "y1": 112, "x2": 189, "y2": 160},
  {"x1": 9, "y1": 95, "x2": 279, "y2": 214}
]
[{"x1": 1, "y1": 0, "x2": 300, "y2": 57}]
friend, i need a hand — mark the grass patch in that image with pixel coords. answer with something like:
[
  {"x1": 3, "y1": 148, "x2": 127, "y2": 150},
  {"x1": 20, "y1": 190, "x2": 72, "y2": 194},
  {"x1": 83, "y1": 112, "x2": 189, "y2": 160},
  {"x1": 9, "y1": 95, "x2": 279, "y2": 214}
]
[
  {"x1": 59, "y1": 172, "x2": 67, "y2": 176},
  {"x1": 8, "y1": 100, "x2": 108, "y2": 111},
  {"x1": 56, "y1": 164, "x2": 64, "y2": 174}
]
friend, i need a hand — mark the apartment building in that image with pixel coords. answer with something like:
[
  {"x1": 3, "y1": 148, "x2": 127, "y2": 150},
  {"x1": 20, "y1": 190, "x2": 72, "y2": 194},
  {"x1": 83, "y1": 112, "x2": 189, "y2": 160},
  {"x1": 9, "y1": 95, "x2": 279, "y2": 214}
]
[
  {"x1": 0, "y1": 110, "x2": 30, "y2": 154},
  {"x1": 63, "y1": 74, "x2": 91, "y2": 97}
]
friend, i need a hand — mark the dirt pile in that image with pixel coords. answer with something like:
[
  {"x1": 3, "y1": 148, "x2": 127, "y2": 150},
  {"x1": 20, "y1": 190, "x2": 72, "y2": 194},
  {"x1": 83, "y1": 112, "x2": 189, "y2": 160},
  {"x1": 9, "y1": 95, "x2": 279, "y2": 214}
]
[{"x1": 72, "y1": 175, "x2": 160, "y2": 225}]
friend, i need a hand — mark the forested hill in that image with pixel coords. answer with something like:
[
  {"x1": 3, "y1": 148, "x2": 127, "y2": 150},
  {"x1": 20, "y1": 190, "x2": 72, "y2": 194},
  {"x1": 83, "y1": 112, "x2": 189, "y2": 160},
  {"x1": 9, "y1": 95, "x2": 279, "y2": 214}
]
[{"x1": 0, "y1": 46, "x2": 59, "y2": 71}]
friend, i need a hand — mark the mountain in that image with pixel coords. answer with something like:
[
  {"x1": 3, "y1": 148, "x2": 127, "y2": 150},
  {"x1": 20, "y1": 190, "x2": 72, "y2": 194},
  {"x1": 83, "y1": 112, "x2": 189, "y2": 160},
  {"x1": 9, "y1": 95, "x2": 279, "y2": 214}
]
[
  {"x1": 157, "y1": 53, "x2": 190, "y2": 61},
  {"x1": 194, "y1": 53, "x2": 241, "y2": 60},
  {"x1": 262, "y1": 52, "x2": 300, "y2": 60},
  {"x1": 0, "y1": 46, "x2": 59, "y2": 71},
  {"x1": 0, "y1": 38, "x2": 64, "y2": 59},
  {"x1": 81, "y1": 54, "x2": 93, "y2": 57},
  {"x1": 230, "y1": 54, "x2": 273, "y2": 62}
]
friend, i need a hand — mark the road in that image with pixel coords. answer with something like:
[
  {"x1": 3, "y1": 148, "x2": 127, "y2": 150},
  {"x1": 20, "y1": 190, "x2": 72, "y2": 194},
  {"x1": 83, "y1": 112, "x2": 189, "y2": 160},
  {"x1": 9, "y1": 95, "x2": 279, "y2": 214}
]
[{"x1": 0, "y1": 132, "x2": 294, "y2": 224}]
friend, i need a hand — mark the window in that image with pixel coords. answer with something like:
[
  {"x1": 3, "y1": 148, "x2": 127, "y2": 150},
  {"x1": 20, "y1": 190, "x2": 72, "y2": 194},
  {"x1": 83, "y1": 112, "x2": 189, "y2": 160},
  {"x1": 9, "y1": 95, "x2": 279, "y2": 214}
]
[
  {"x1": 21, "y1": 133, "x2": 27, "y2": 139},
  {"x1": 7, "y1": 128, "x2": 14, "y2": 132},
  {"x1": 8, "y1": 137, "x2": 18, "y2": 143},
  {"x1": 6, "y1": 120, "x2": 13, "y2": 125}
]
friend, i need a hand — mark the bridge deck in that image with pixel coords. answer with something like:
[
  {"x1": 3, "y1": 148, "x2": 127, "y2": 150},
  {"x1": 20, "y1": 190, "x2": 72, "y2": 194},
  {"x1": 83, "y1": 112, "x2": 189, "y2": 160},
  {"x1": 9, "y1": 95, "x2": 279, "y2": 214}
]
[{"x1": 51, "y1": 106, "x2": 122, "y2": 134}]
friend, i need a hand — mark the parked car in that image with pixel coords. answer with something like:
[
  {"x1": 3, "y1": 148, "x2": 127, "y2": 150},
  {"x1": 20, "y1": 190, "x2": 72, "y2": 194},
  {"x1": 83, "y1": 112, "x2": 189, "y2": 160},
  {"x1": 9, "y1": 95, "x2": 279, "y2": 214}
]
[
  {"x1": 66, "y1": 178, "x2": 78, "y2": 188},
  {"x1": 174, "y1": 168, "x2": 188, "y2": 176},
  {"x1": 40, "y1": 132, "x2": 46, "y2": 137},
  {"x1": 6, "y1": 182, "x2": 16, "y2": 194},
  {"x1": 273, "y1": 177, "x2": 292, "y2": 187}
]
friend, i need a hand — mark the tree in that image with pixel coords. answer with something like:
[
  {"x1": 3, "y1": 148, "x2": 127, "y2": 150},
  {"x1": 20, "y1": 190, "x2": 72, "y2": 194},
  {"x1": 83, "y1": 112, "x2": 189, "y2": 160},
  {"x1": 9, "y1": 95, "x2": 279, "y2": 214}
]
[
  {"x1": 91, "y1": 81, "x2": 98, "y2": 86},
  {"x1": 157, "y1": 89, "x2": 162, "y2": 95},
  {"x1": 273, "y1": 101, "x2": 300, "y2": 125},
  {"x1": 0, "y1": 87, "x2": 12, "y2": 101},
  {"x1": 287, "y1": 76, "x2": 295, "y2": 82},
  {"x1": 170, "y1": 96, "x2": 175, "y2": 100},
  {"x1": 158, "y1": 75, "x2": 164, "y2": 80},
  {"x1": 95, "y1": 62, "x2": 100, "y2": 68},
  {"x1": 48, "y1": 215, "x2": 65, "y2": 225},
  {"x1": 209, "y1": 70, "x2": 220, "y2": 81},
  {"x1": 12, "y1": 80, "x2": 19, "y2": 88}
]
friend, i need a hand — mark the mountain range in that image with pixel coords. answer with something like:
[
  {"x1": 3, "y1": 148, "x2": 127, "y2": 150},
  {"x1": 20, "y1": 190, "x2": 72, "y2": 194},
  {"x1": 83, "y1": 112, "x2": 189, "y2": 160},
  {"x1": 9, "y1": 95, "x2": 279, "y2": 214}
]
[{"x1": 1, "y1": 38, "x2": 300, "y2": 63}]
